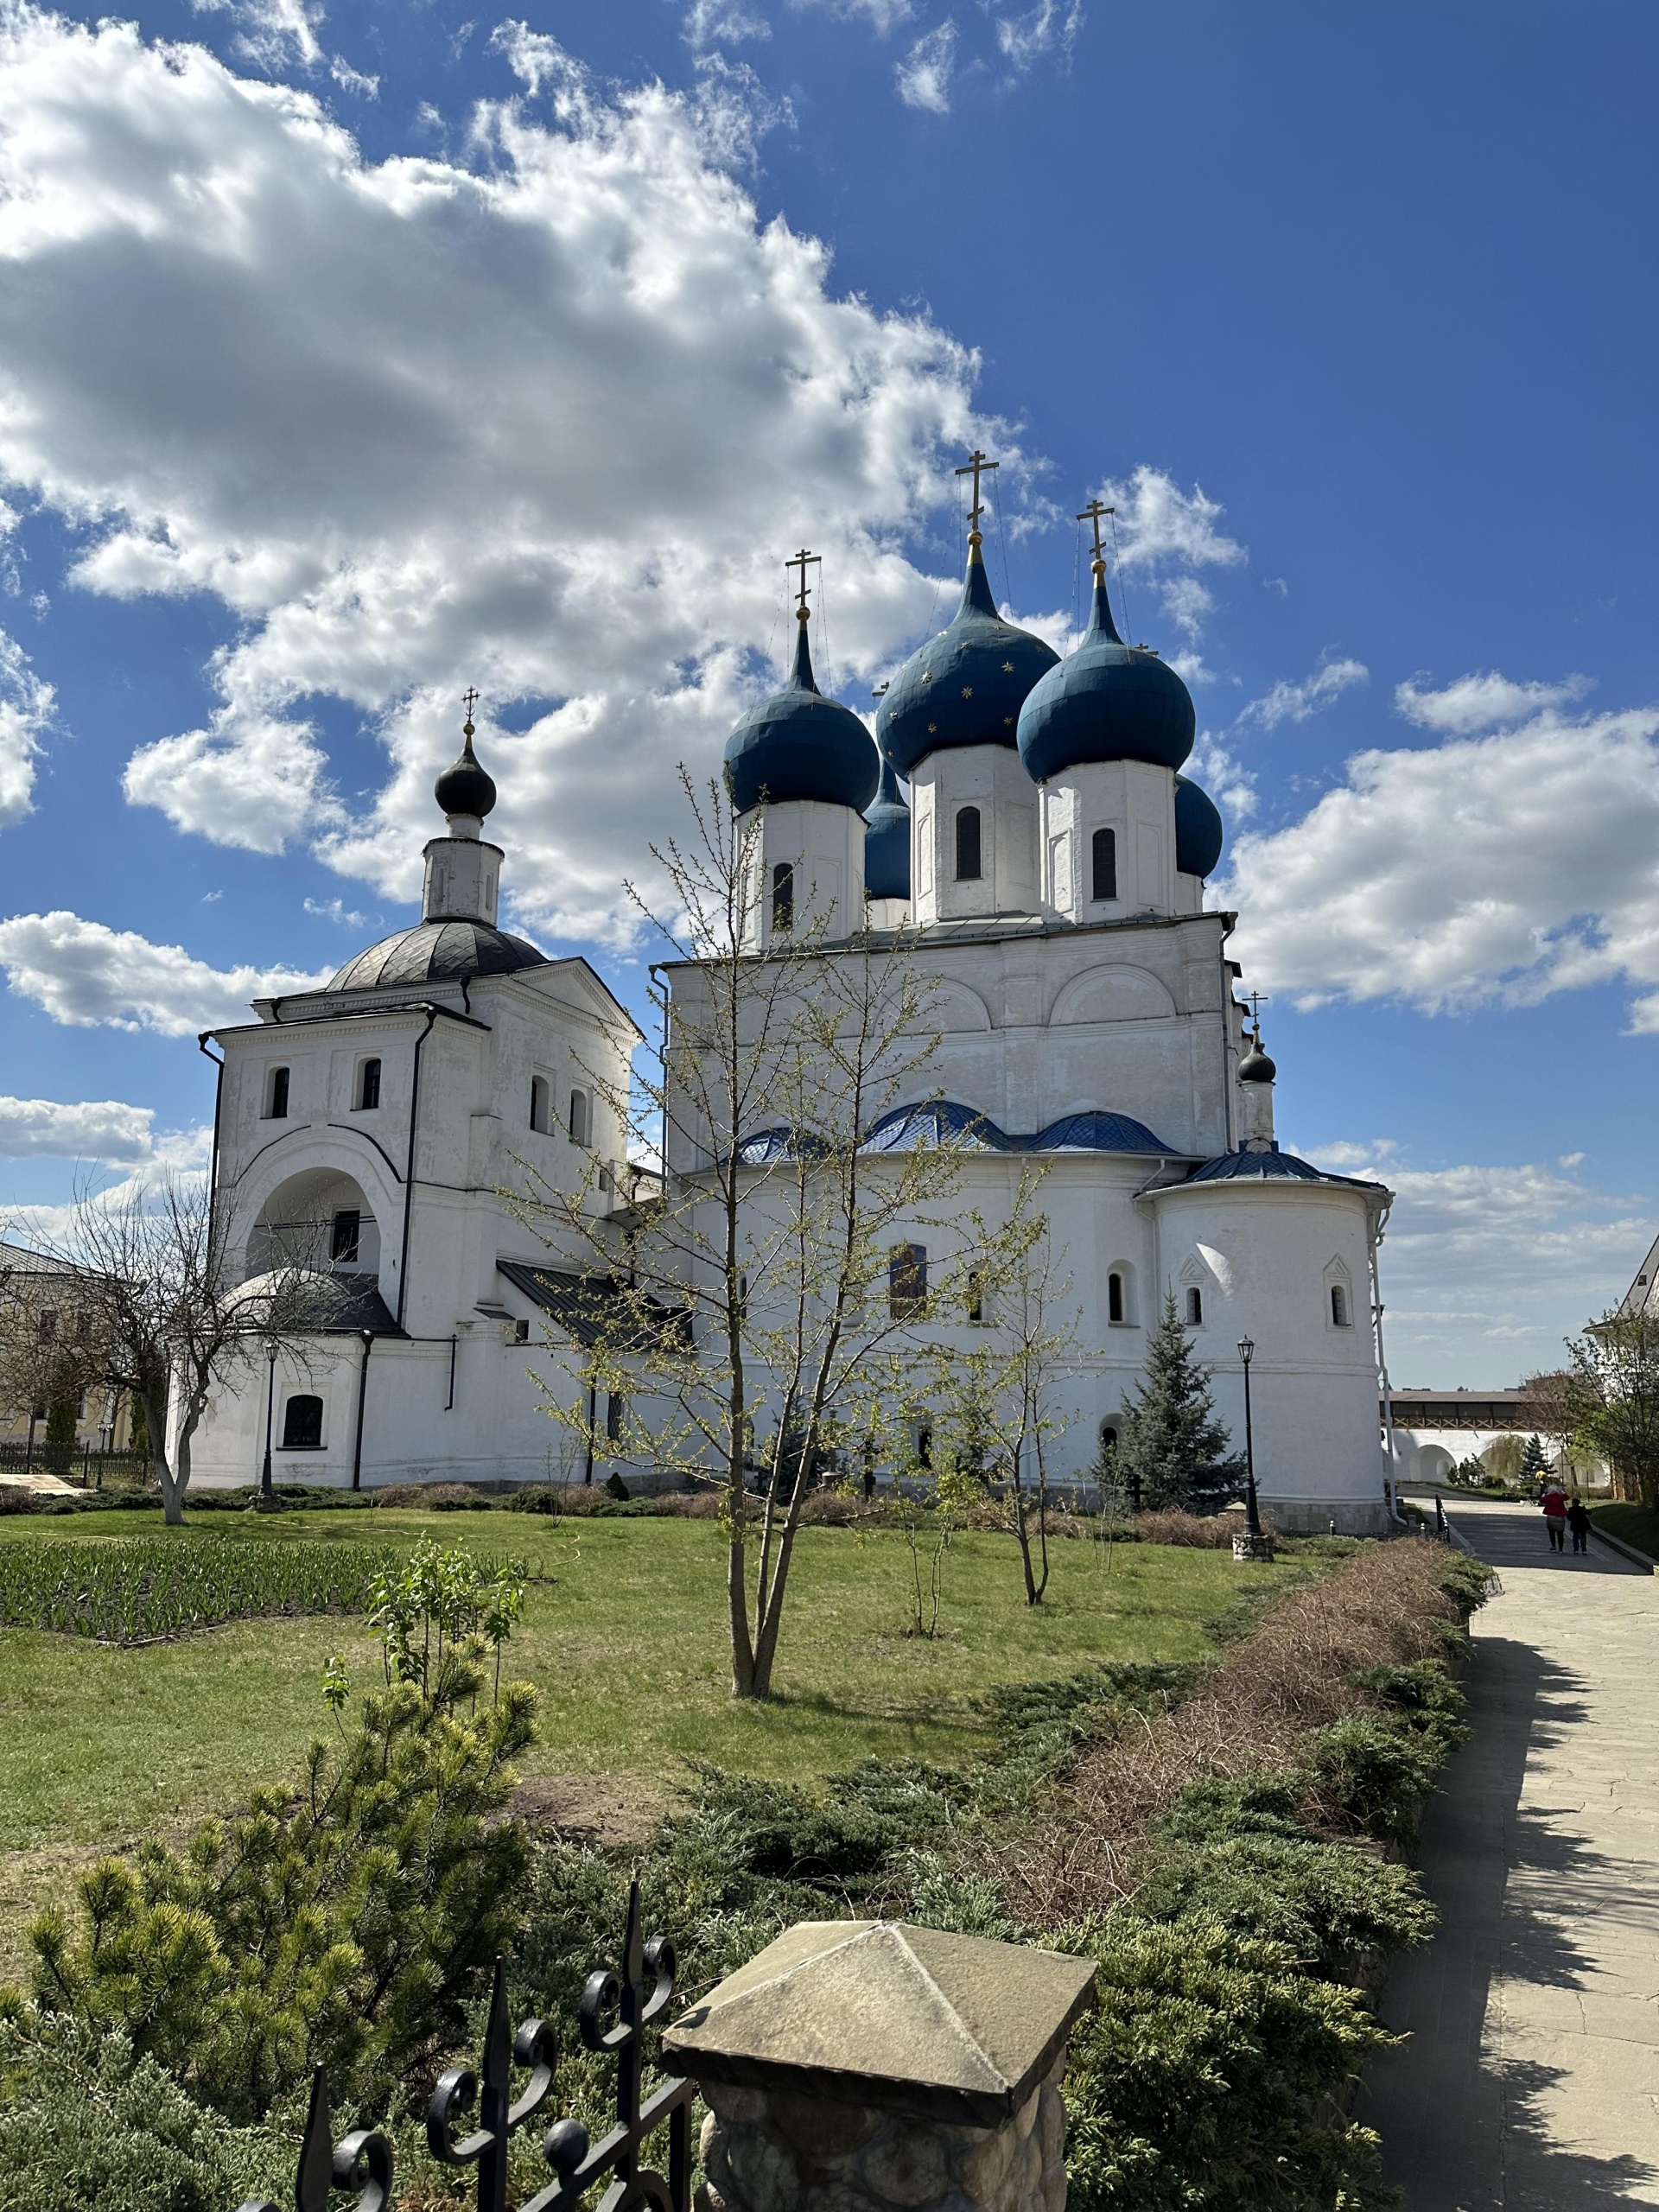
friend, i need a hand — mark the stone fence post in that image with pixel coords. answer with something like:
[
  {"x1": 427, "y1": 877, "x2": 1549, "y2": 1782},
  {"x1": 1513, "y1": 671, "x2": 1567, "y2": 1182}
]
[{"x1": 662, "y1": 1919, "x2": 1096, "y2": 2212}]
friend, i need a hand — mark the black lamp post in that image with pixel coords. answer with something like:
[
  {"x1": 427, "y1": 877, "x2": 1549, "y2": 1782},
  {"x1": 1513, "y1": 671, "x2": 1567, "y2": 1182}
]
[
  {"x1": 259, "y1": 1339, "x2": 278, "y2": 1500},
  {"x1": 1236, "y1": 1335, "x2": 1265, "y2": 1544}
]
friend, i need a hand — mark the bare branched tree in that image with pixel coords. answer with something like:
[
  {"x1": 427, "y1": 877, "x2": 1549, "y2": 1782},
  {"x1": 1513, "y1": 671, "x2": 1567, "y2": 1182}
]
[
  {"x1": 3, "y1": 1171, "x2": 345, "y2": 1522},
  {"x1": 512, "y1": 772, "x2": 1040, "y2": 1698},
  {"x1": 1566, "y1": 1313, "x2": 1659, "y2": 1506}
]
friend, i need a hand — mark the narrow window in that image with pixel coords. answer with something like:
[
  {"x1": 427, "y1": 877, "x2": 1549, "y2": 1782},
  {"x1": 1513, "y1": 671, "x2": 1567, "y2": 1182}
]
[
  {"x1": 530, "y1": 1076, "x2": 550, "y2": 1134},
  {"x1": 606, "y1": 1390, "x2": 624, "y2": 1442},
  {"x1": 36, "y1": 1309, "x2": 56, "y2": 1344},
  {"x1": 955, "y1": 805, "x2": 982, "y2": 881},
  {"x1": 357, "y1": 1058, "x2": 381, "y2": 1110},
  {"x1": 1108, "y1": 1272, "x2": 1124, "y2": 1324},
  {"x1": 76, "y1": 1312, "x2": 92, "y2": 1342},
  {"x1": 1091, "y1": 827, "x2": 1117, "y2": 901},
  {"x1": 772, "y1": 860, "x2": 795, "y2": 933},
  {"x1": 1331, "y1": 1284, "x2": 1350, "y2": 1327},
  {"x1": 966, "y1": 1270, "x2": 984, "y2": 1325},
  {"x1": 1099, "y1": 1421, "x2": 1119, "y2": 1459},
  {"x1": 916, "y1": 1425, "x2": 932, "y2": 1470},
  {"x1": 569, "y1": 1089, "x2": 590, "y2": 1147},
  {"x1": 330, "y1": 1210, "x2": 361, "y2": 1264},
  {"x1": 267, "y1": 1065, "x2": 290, "y2": 1119},
  {"x1": 281, "y1": 1395, "x2": 324, "y2": 1449},
  {"x1": 1185, "y1": 1286, "x2": 1203, "y2": 1327},
  {"x1": 889, "y1": 1243, "x2": 927, "y2": 1319}
]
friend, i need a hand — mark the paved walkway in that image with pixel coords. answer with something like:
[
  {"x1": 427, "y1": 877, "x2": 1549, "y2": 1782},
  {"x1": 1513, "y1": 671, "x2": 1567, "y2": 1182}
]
[{"x1": 1361, "y1": 1499, "x2": 1659, "y2": 2209}]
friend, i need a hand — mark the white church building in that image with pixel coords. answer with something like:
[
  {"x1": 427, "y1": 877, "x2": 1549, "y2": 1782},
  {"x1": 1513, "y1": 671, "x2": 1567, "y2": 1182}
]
[{"x1": 185, "y1": 492, "x2": 1396, "y2": 1533}]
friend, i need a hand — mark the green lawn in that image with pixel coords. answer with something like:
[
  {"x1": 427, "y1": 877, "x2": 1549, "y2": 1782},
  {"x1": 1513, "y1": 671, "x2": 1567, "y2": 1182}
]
[
  {"x1": 1588, "y1": 1500, "x2": 1659, "y2": 1560},
  {"x1": 0, "y1": 1505, "x2": 1295, "y2": 1974}
]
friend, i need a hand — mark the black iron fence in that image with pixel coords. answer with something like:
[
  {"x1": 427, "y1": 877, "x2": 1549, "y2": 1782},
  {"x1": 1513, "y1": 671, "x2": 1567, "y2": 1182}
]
[
  {"x1": 240, "y1": 1883, "x2": 692, "y2": 2212},
  {"x1": 0, "y1": 1439, "x2": 150, "y2": 1487}
]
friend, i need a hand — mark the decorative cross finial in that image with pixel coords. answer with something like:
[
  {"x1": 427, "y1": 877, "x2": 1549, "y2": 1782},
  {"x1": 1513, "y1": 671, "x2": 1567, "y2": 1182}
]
[
  {"x1": 955, "y1": 448, "x2": 998, "y2": 540},
  {"x1": 1077, "y1": 499, "x2": 1116, "y2": 573},
  {"x1": 785, "y1": 548, "x2": 821, "y2": 622},
  {"x1": 461, "y1": 686, "x2": 480, "y2": 739},
  {"x1": 1245, "y1": 988, "x2": 1268, "y2": 1036}
]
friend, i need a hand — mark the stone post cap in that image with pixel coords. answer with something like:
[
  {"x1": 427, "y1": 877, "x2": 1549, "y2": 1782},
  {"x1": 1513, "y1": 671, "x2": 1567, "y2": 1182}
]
[{"x1": 663, "y1": 1919, "x2": 1096, "y2": 2129}]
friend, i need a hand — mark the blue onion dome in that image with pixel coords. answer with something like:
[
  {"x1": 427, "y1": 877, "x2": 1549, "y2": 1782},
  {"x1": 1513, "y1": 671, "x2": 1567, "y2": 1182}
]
[
  {"x1": 724, "y1": 611, "x2": 879, "y2": 816},
  {"x1": 1237, "y1": 1031, "x2": 1276, "y2": 1084},
  {"x1": 1017, "y1": 559, "x2": 1196, "y2": 781},
  {"x1": 864, "y1": 748, "x2": 911, "y2": 900},
  {"x1": 435, "y1": 720, "x2": 497, "y2": 820},
  {"x1": 877, "y1": 536, "x2": 1059, "y2": 779},
  {"x1": 1173, "y1": 775, "x2": 1224, "y2": 878}
]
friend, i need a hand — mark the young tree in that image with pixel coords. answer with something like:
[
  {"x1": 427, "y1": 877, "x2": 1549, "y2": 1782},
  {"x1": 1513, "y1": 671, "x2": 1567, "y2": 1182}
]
[
  {"x1": 1567, "y1": 1311, "x2": 1659, "y2": 1506},
  {"x1": 1521, "y1": 1366, "x2": 1593, "y2": 1487},
  {"x1": 1115, "y1": 1293, "x2": 1245, "y2": 1511},
  {"x1": 3, "y1": 1173, "x2": 341, "y2": 1525},
  {"x1": 1518, "y1": 1433, "x2": 1550, "y2": 1488},
  {"x1": 513, "y1": 773, "x2": 1033, "y2": 1699}
]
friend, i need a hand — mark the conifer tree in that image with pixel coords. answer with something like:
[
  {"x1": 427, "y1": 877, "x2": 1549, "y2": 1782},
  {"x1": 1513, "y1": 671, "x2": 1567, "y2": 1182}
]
[
  {"x1": 1116, "y1": 1293, "x2": 1245, "y2": 1510},
  {"x1": 1520, "y1": 1433, "x2": 1550, "y2": 1486}
]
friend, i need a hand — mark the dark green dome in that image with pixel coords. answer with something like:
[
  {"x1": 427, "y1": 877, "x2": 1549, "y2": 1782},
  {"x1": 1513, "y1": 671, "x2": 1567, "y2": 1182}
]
[
  {"x1": 877, "y1": 541, "x2": 1058, "y2": 779},
  {"x1": 863, "y1": 751, "x2": 911, "y2": 900},
  {"x1": 1173, "y1": 775, "x2": 1224, "y2": 878},
  {"x1": 1017, "y1": 566, "x2": 1195, "y2": 781},
  {"x1": 723, "y1": 615, "x2": 879, "y2": 816}
]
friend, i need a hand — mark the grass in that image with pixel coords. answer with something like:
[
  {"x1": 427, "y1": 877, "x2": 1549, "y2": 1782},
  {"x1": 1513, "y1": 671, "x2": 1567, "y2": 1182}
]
[
  {"x1": 1588, "y1": 1500, "x2": 1659, "y2": 1560},
  {"x1": 0, "y1": 1504, "x2": 1304, "y2": 1977}
]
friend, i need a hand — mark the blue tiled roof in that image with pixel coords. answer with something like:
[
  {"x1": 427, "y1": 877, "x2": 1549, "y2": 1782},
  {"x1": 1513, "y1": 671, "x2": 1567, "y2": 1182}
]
[
  {"x1": 736, "y1": 1100, "x2": 1173, "y2": 1164},
  {"x1": 1185, "y1": 1148, "x2": 1384, "y2": 1189}
]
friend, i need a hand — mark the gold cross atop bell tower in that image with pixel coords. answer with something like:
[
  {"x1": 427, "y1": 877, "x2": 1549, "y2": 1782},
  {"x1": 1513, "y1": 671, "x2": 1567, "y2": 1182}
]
[
  {"x1": 1077, "y1": 497, "x2": 1116, "y2": 580},
  {"x1": 955, "y1": 448, "x2": 999, "y2": 547},
  {"x1": 786, "y1": 547, "x2": 821, "y2": 624}
]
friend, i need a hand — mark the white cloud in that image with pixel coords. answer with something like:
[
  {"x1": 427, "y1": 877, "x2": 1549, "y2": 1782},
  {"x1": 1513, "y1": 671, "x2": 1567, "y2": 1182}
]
[
  {"x1": 303, "y1": 894, "x2": 369, "y2": 927},
  {"x1": 1300, "y1": 1142, "x2": 1650, "y2": 1382},
  {"x1": 0, "y1": 912, "x2": 330, "y2": 1034},
  {"x1": 1085, "y1": 467, "x2": 1245, "y2": 652},
  {"x1": 683, "y1": 0, "x2": 772, "y2": 46},
  {"x1": 0, "y1": 10, "x2": 1004, "y2": 944},
  {"x1": 0, "y1": 1095, "x2": 156, "y2": 1161},
  {"x1": 188, "y1": 0, "x2": 322, "y2": 71},
  {"x1": 1222, "y1": 697, "x2": 1659, "y2": 1024},
  {"x1": 0, "y1": 626, "x2": 54, "y2": 826},
  {"x1": 1395, "y1": 671, "x2": 1592, "y2": 736},
  {"x1": 895, "y1": 21, "x2": 957, "y2": 108},
  {"x1": 1185, "y1": 731, "x2": 1256, "y2": 823},
  {"x1": 801, "y1": 0, "x2": 916, "y2": 31},
  {"x1": 1236, "y1": 657, "x2": 1367, "y2": 732},
  {"x1": 993, "y1": 0, "x2": 1081, "y2": 68}
]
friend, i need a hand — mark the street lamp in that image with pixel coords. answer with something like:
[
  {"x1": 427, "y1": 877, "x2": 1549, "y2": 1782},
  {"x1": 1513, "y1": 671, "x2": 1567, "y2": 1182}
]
[
  {"x1": 259, "y1": 1338, "x2": 278, "y2": 1501},
  {"x1": 1235, "y1": 1335, "x2": 1270, "y2": 1558}
]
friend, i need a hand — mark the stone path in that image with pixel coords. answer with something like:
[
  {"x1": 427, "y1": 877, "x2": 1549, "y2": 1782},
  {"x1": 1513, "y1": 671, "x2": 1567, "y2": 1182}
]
[{"x1": 1360, "y1": 1498, "x2": 1659, "y2": 2209}]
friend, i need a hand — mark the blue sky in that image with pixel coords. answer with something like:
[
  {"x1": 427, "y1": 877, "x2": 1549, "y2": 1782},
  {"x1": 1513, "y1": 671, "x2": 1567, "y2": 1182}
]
[{"x1": 0, "y1": 0, "x2": 1656, "y2": 1383}]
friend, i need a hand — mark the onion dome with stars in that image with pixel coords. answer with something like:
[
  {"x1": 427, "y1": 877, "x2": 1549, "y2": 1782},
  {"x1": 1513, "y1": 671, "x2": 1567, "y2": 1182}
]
[
  {"x1": 863, "y1": 745, "x2": 912, "y2": 900},
  {"x1": 723, "y1": 554, "x2": 880, "y2": 816},
  {"x1": 1173, "y1": 774, "x2": 1224, "y2": 879},
  {"x1": 876, "y1": 451, "x2": 1060, "y2": 779},
  {"x1": 434, "y1": 722, "x2": 498, "y2": 823},
  {"x1": 1017, "y1": 503, "x2": 1196, "y2": 783}
]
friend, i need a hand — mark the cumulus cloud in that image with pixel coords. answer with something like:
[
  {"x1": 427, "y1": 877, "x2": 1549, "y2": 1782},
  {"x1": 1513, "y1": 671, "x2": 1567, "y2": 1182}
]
[
  {"x1": 1236, "y1": 657, "x2": 1367, "y2": 733},
  {"x1": 1185, "y1": 732, "x2": 1256, "y2": 823},
  {"x1": 895, "y1": 21, "x2": 957, "y2": 108},
  {"x1": 0, "y1": 1095, "x2": 156, "y2": 1161},
  {"x1": 1084, "y1": 467, "x2": 1245, "y2": 652},
  {"x1": 0, "y1": 912, "x2": 330, "y2": 1034},
  {"x1": 1395, "y1": 671, "x2": 1592, "y2": 735},
  {"x1": 1300, "y1": 1140, "x2": 1651, "y2": 1380},
  {"x1": 0, "y1": 627, "x2": 54, "y2": 826},
  {"x1": 0, "y1": 9, "x2": 1008, "y2": 944},
  {"x1": 1223, "y1": 696, "x2": 1659, "y2": 1025}
]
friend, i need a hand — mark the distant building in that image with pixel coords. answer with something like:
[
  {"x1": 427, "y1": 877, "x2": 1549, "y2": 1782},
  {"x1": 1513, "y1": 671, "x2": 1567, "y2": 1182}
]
[
  {"x1": 0, "y1": 1237, "x2": 130, "y2": 1452},
  {"x1": 1384, "y1": 1386, "x2": 1601, "y2": 1488}
]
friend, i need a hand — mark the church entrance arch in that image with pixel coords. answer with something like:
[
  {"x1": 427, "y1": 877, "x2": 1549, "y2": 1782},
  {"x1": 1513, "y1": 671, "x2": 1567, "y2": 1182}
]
[
  {"x1": 247, "y1": 1166, "x2": 383, "y2": 1281},
  {"x1": 1409, "y1": 1443, "x2": 1455, "y2": 1485}
]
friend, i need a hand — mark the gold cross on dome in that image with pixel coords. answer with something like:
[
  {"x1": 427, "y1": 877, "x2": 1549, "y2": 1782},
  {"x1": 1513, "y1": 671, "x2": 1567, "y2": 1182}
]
[
  {"x1": 785, "y1": 548, "x2": 821, "y2": 614},
  {"x1": 955, "y1": 448, "x2": 999, "y2": 531},
  {"x1": 461, "y1": 685, "x2": 480, "y2": 735},
  {"x1": 1245, "y1": 989, "x2": 1269, "y2": 1034},
  {"x1": 1077, "y1": 499, "x2": 1116, "y2": 563}
]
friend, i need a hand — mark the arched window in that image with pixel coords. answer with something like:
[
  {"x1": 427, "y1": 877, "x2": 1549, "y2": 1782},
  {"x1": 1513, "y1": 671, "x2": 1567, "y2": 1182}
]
[
  {"x1": 889, "y1": 1243, "x2": 927, "y2": 1318},
  {"x1": 1109, "y1": 1273, "x2": 1126, "y2": 1324},
  {"x1": 282, "y1": 1395, "x2": 324, "y2": 1449},
  {"x1": 1331, "y1": 1283, "x2": 1351, "y2": 1327},
  {"x1": 1091, "y1": 827, "x2": 1117, "y2": 901},
  {"x1": 772, "y1": 861, "x2": 795, "y2": 933},
  {"x1": 1185, "y1": 1286, "x2": 1204, "y2": 1327},
  {"x1": 530, "y1": 1076, "x2": 550, "y2": 1134},
  {"x1": 955, "y1": 806, "x2": 982, "y2": 881},
  {"x1": 606, "y1": 1390, "x2": 625, "y2": 1442},
  {"x1": 266, "y1": 1065, "x2": 290, "y2": 1119},
  {"x1": 356, "y1": 1058, "x2": 381, "y2": 1110},
  {"x1": 1098, "y1": 1420, "x2": 1119, "y2": 1459},
  {"x1": 330, "y1": 1210, "x2": 361, "y2": 1264},
  {"x1": 966, "y1": 1270, "x2": 986, "y2": 1325},
  {"x1": 569, "y1": 1089, "x2": 590, "y2": 1147},
  {"x1": 916, "y1": 1425, "x2": 932, "y2": 1470}
]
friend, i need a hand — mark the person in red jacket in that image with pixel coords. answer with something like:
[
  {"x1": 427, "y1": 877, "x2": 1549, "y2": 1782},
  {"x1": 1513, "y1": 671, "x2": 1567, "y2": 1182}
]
[{"x1": 1541, "y1": 1481, "x2": 1568, "y2": 1553}]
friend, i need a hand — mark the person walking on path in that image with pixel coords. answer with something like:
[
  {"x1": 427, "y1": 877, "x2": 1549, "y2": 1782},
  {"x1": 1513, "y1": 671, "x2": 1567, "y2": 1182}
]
[
  {"x1": 1541, "y1": 1479, "x2": 1568, "y2": 1553},
  {"x1": 1568, "y1": 1497, "x2": 1592, "y2": 1554}
]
